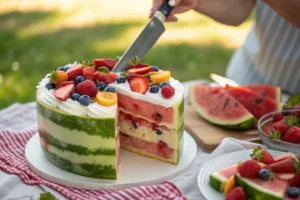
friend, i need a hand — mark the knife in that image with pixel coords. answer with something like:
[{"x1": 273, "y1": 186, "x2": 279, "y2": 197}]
[
  {"x1": 210, "y1": 73, "x2": 239, "y2": 87},
  {"x1": 112, "y1": 1, "x2": 174, "y2": 72}
]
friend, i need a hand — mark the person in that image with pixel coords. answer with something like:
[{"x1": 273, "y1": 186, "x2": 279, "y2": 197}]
[{"x1": 149, "y1": 0, "x2": 300, "y2": 94}]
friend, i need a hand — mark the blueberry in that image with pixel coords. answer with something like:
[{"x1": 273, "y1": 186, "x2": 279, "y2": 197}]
[
  {"x1": 71, "y1": 93, "x2": 80, "y2": 101},
  {"x1": 75, "y1": 76, "x2": 85, "y2": 84},
  {"x1": 150, "y1": 85, "x2": 159, "y2": 93},
  {"x1": 57, "y1": 66, "x2": 66, "y2": 71},
  {"x1": 258, "y1": 169, "x2": 270, "y2": 180},
  {"x1": 65, "y1": 66, "x2": 70, "y2": 71},
  {"x1": 116, "y1": 76, "x2": 126, "y2": 84},
  {"x1": 105, "y1": 87, "x2": 116, "y2": 93},
  {"x1": 96, "y1": 82, "x2": 107, "y2": 90},
  {"x1": 156, "y1": 129, "x2": 162, "y2": 135},
  {"x1": 79, "y1": 95, "x2": 91, "y2": 106},
  {"x1": 287, "y1": 187, "x2": 300, "y2": 198},
  {"x1": 159, "y1": 82, "x2": 169, "y2": 89},
  {"x1": 45, "y1": 82, "x2": 56, "y2": 90},
  {"x1": 152, "y1": 66, "x2": 159, "y2": 72}
]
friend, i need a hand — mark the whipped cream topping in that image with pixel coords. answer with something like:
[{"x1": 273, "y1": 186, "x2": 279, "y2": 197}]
[
  {"x1": 59, "y1": 99, "x2": 88, "y2": 116},
  {"x1": 110, "y1": 77, "x2": 184, "y2": 108},
  {"x1": 87, "y1": 103, "x2": 117, "y2": 118},
  {"x1": 38, "y1": 89, "x2": 60, "y2": 108}
]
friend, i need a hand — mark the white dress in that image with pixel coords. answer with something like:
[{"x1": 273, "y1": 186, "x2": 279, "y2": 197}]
[{"x1": 226, "y1": 0, "x2": 300, "y2": 94}]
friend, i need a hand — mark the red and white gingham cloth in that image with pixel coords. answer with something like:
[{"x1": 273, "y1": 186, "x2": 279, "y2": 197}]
[{"x1": 0, "y1": 103, "x2": 187, "y2": 200}]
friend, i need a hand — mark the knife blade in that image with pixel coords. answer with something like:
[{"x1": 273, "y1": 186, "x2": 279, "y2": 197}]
[
  {"x1": 112, "y1": 1, "x2": 174, "y2": 72},
  {"x1": 210, "y1": 73, "x2": 239, "y2": 87}
]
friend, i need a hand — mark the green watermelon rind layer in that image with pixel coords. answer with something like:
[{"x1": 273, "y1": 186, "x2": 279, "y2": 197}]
[
  {"x1": 36, "y1": 100, "x2": 115, "y2": 138},
  {"x1": 39, "y1": 129, "x2": 116, "y2": 156},
  {"x1": 176, "y1": 96, "x2": 184, "y2": 164},
  {"x1": 209, "y1": 173, "x2": 227, "y2": 192},
  {"x1": 235, "y1": 175, "x2": 284, "y2": 200},
  {"x1": 189, "y1": 85, "x2": 257, "y2": 130},
  {"x1": 42, "y1": 146, "x2": 117, "y2": 179}
]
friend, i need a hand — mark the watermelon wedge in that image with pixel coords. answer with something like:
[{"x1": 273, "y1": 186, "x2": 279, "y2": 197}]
[
  {"x1": 210, "y1": 164, "x2": 237, "y2": 192},
  {"x1": 189, "y1": 84, "x2": 256, "y2": 129},
  {"x1": 245, "y1": 84, "x2": 281, "y2": 102},
  {"x1": 225, "y1": 85, "x2": 281, "y2": 119}
]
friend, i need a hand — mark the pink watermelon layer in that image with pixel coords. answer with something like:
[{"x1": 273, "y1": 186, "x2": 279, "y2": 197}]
[
  {"x1": 217, "y1": 164, "x2": 237, "y2": 179},
  {"x1": 243, "y1": 177, "x2": 288, "y2": 193}
]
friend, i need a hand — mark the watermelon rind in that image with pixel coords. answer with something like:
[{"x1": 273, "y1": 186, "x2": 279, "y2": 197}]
[
  {"x1": 189, "y1": 85, "x2": 257, "y2": 130},
  {"x1": 235, "y1": 174, "x2": 285, "y2": 200},
  {"x1": 209, "y1": 173, "x2": 227, "y2": 192}
]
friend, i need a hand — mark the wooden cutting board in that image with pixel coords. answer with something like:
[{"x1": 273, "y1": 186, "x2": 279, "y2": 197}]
[{"x1": 184, "y1": 100, "x2": 261, "y2": 152}]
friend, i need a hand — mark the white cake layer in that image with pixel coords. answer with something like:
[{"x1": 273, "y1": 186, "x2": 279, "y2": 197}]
[
  {"x1": 40, "y1": 139, "x2": 116, "y2": 167},
  {"x1": 38, "y1": 114, "x2": 116, "y2": 150},
  {"x1": 118, "y1": 118, "x2": 179, "y2": 149}
]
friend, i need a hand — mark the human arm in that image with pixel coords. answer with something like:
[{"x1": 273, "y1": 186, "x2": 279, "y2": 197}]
[{"x1": 262, "y1": 0, "x2": 300, "y2": 28}]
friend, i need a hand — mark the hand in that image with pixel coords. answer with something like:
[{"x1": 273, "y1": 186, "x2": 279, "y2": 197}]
[{"x1": 149, "y1": 0, "x2": 198, "y2": 22}]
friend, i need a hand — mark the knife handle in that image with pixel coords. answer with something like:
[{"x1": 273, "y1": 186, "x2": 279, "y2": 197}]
[{"x1": 159, "y1": 1, "x2": 174, "y2": 17}]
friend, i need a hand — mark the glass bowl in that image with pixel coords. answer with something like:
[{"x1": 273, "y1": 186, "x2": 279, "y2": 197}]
[{"x1": 258, "y1": 110, "x2": 300, "y2": 154}]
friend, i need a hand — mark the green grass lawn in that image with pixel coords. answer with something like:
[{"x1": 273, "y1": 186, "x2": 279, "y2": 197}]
[{"x1": 0, "y1": 0, "x2": 253, "y2": 109}]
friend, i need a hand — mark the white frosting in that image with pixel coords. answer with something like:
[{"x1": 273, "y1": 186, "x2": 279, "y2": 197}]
[
  {"x1": 88, "y1": 103, "x2": 117, "y2": 118},
  {"x1": 59, "y1": 99, "x2": 88, "y2": 116},
  {"x1": 38, "y1": 89, "x2": 60, "y2": 108},
  {"x1": 110, "y1": 77, "x2": 184, "y2": 108}
]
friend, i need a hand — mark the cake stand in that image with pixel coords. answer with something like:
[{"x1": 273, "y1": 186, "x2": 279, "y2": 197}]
[{"x1": 25, "y1": 131, "x2": 197, "y2": 190}]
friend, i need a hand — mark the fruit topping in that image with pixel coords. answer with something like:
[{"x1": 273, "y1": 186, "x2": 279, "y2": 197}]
[
  {"x1": 149, "y1": 71, "x2": 171, "y2": 85},
  {"x1": 128, "y1": 75, "x2": 149, "y2": 94},
  {"x1": 50, "y1": 70, "x2": 68, "y2": 85},
  {"x1": 250, "y1": 146, "x2": 274, "y2": 164},
  {"x1": 56, "y1": 81, "x2": 75, "y2": 90},
  {"x1": 94, "y1": 67, "x2": 117, "y2": 84},
  {"x1": 79, "y1": 60, "x2": 94, "y2": 66},
  {"x1": 57, "y1": 66, "x2": 67, "y2": 71},
  {"x1": 282, "y1": 126, "x2": 300, "y2": 144},
  {"x1": 226, "y1": 187, "x2": 247, "y2": 200},
  {"x1": 274, "y1": 153, "x2": 295, "y2": 163},
  {"x1": 75, "y1": 76, "x2": 85, "y2": 84},
  {"x1": 96, "y1": 92, "x2": 117, "y2": 106},
  {"x1": 150, "y1": 85, "x2": 159, "y2": 93},
  {"x1": 224, "y1": 175, "x2": 235, "y2": 195},
  {"x1": 45, "y1": 82, "x2": 56, "y2": 90},
  {"x1": 75, "y1": 80, "x2": 98, "y2": 97},
  {"x1": 151, "y1": 66, "x2": 159, "y2": 72},
  {"x1": 54, "y1": 84, "x2": 74, "y2": 101},
  {"x1": 82, "y1": 66, "x2": 95, "y2": 80},
  {"x1": 273, "y1": 113, "x2": 284, "y2": 122},
  {"x1": 78, "y1": 95, "x2": 91, "y2": 106},
  {"x1": 127, "y1": 66, "x2": 152, "y2": 75},
  {"x1": 94, "y1": 58, "x2": 117, "y2": 71},
  {"x1": 287, "y1": 187, "x2": 300, "y2": 198},
  {"x1": 66, "y1": 64, "x2": 83, "y2": 81},
  {"x1": 238, "y1": 160, "x2": 261, "y2": 178},
  {"x1": 116, "y1": 75, "x2": 126, "y2": 84},
  {"x1": 258, "y1": 168, "x2": 273, "y2": 180},
  {"x1": 265, "y1": 157, "x2": 300, "y2": 173},
  {"x1": 161, "y1": 85, "x2": 175, "y2": 99},
  {"x1": 71, "y1": 93, "x2": 80, "y2": 101},
  {"x1": 96, "y1": 82, "x2": 107, "y2": 91},
  {"x1": 127, "y1": 56, "x2": 148, "y2": 70},
  {"x1": 159, "y1": 81, "x2": 170, "y2": 89},
  {"x1": 105, "y1": 86, "x2": 116, "y2": 93}
]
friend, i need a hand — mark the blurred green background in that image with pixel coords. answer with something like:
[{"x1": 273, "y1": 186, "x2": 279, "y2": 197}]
[{"x1": 0, "y1": 0, "x2": 253, "y2": 109}]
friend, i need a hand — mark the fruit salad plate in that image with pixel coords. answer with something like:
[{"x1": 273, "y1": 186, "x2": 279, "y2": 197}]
[
  {"x1": 25, "y1": 131, "x2": 197, "y2": 190},
  {"x1": 198, "y1": 149, "x2": 283, "y2": 200}
]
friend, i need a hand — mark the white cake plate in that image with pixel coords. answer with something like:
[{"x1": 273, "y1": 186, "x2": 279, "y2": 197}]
[{"x1": 25, "y1": 131, "x2": 197, "y2": 190}]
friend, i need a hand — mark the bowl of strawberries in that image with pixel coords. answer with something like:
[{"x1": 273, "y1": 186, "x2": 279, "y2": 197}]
[{"x1": 258, "y1": 103, "x2": 300, "y2": 154}]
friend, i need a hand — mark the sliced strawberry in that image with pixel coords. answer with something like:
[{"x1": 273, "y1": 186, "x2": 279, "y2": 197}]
[
  {"x1": 83, "y1": 66, "x2": 95, "y2": 80},
  {"x1": 93, "y1": 58, "x2": 116, "y2": 71},
  {"x1": 56, "y1": 81, "x2": 75, "y2": 89},
  {"x1": 67, "y1": 64, "x2": 83, "y2": 81},
  {"x1": 282, "y1": 126, "x2": 300, "y2": 144},
  {"x1": 105, "y1": 72, "x2": 117, "y2": 84},
  {"x1": 54, "y1": 84, "x2": 74, "y2": 101},
  {"x1": 127, "y1": 63, "x2": 149, "y2": 70},
  {"x1": 127, "y1": 66, "x2": 152, "y2": 75},
  {"x1": 128, "y1": 75, "x2": 149, "y2": 94},
  {"x1": 274, "y1": 153, "x2": 295, "y2": 163},
  {"x1": 250, "y1": 146, "x2": 274, "y2": 164},
  {"x1": 265, "y1": 157, "x2": 300, "y2": 173}
]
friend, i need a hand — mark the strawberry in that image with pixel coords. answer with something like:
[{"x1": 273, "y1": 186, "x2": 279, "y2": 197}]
[
  {"x1": 83, "y1": 66, "x2": 95, "y2": 80},
  {"x1": 128, "y1": 75, "x2": 149, "y2": 94},
  {"x1": 161, "y1": 85, "x2": 175, "y2": 99},
  {"x1": 75, "y1": 80, "x2": 98, "y2": 97},
  {"x1": 67, "y1": 64, "x2": 83, "y2": 81},
  {"x1": 56, "y1": 81, "x2": 75, "y2": 89},
  {"x1": 282, "y1": 126, "x2": 300, "y2": 144},
  {"x1": 54, "y1": 84, "x2": 74, "y2": 101},
  {"x1": 265, "y1": 157, "x2": 300, "y2": 173},
  {"x1": 94, "y1": 67, "x2": 117, "y2": 84},
  {"x1": 264, "y1": 126, "x2": 273, "y2": 135},
  {"x1": 226, "y1": 187, "x2": 247, "y2": 200},
  {"x1": 272, "y1": 120, "x2": 289, "y2": 137},
  {"x1": 238, "y1": 160, "x2": 261, "y2": 178},
  {"x1": 273, "y1": 113, "x2": 284, "y2": 122},
  {"x1": 126, "y1": 56, "x2": 149, "y2": 70},
  {"x1": 93, "y1": 58, "x2": 117, "y2": 71},
  {"x1": 287, "y1": 174, "x2": 300, "y2": 186},
  {"x1": 290, "y1": 104, "x2": 300, "y2": 117},
  {"x1": 105, "y1": 72, "x2": 117, "y2": 84},
  {"x1": 274, "y1": 153, "x2": 295, "y2": 163},
  {"x1": 250, "y1": 146, "x2": 274, "y2": 164},
  {"x1": 127, "y1": 66, "x2": 152, "y2": 75}
]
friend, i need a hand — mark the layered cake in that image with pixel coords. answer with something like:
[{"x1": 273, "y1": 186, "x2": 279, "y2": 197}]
[{"x1": 36, "y1": 58, "x2": 184, "y2": 179}]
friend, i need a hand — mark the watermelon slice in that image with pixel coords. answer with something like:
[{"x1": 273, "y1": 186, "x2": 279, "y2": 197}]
[
  {"x1": 225, "y1": 85, "x2": 281, "y2": 119},
  {"x1": 189, "y1": 84, "x2": 256, "y2": 129},
  {"x1": 236, "y1": 174, "x2": 288, "y2": 200},
  {"x1": 210, "y1": 164, "x2": 237, "y2": 192},
  {"x1": 245, "y1": 84, "x2": 281, "y2": 102}
]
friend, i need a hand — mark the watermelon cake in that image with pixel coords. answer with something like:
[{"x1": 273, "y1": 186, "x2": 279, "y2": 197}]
[{"x1": 36, "y1": 58, "x2": 184, "y2": 179}]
